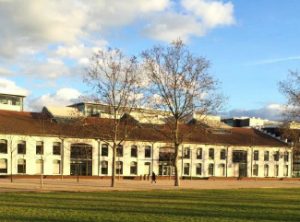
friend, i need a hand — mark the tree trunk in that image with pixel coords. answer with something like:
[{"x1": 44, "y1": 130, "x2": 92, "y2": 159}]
[
  {"x1": 174, "y1": 119, "x2": 180, "y2": 187},
  {"x1": 111, "y1": 143, "x2": 116, "y2": 187},
  {"x1": 174, "y1": 142, "x2": 180, "y2": 186}
]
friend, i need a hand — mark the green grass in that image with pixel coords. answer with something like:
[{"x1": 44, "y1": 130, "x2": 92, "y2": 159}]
[{"x1": 0, "y1": 189, "x2": 300, "y2": 222}]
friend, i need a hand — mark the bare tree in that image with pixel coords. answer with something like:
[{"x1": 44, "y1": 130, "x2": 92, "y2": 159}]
[
  {"x1": 279, "y1": 70, "x2": 300, "y2": 121},
  {"x1": 142, "y1": 40, "x2": 222, "y2": 186},
  {"x1": 84, "y1": 48, "x2": 141, "y2": 187}
]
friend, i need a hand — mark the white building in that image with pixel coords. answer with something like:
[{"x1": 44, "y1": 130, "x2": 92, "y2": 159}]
[
  {"x1": 0, "y1": 93, "x2": 25, "y2": 112},
  {"x1": 0, "y1": 109, "x2": 292, "y2": 178}
]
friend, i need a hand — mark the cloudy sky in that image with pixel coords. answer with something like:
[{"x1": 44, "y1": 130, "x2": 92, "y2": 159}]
[{"x1": 0, "y1": 0, "x2": 299, "y2": 120}]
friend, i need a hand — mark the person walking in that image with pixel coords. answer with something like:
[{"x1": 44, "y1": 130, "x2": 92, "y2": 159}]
[{"x1": 151, "y1": 171, "x2": 156, "y2": 183}]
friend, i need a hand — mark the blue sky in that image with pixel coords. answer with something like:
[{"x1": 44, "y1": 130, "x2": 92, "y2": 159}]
[{"x1": 0, "y1": 0, "x2": 299, "y2": 120}]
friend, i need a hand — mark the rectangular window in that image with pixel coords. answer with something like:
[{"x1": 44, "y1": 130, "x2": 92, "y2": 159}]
[
  {"x1": 232, "y1": 150, "x2": 247, "y2": 163},
  {"x1": 208, "y1": 164, "x2": 214, "y2": 176},
  {"x1": 264, "y1": 164, "x2": 269, "y2": 177},
  {"x1": 117, "y1": 145, "x2": 123, "y2": 157},
  {"x1": 274, "y1": 151, "x2": 279, "y2": 161},
  {"x1": 183, "y1": 148, "x2": 190, "y2": 159},
  {"x1": 36, "y1": 141, "x2": 44, "y2": 155},
  {"x1": 284, "y1": 165, "x2": 288, "y2": 177},
  {"x1": 17, "y1": 159, "x2": 26, "y2": 174},
  {"x1": 0, "y1": 159, "x2": 7, "y2": 173},
  {"x1": 0, "y1": 140, "x2": 7, "y2": 154},
  {"x1": 101, "y1": 144, "x2": 108, "y2": 156},
  {"x1": 131, "y1": 145, "x2": 137, "y2": 158},
  {"x1": 196, "y1": 148, "x2": 202, "y2": 159},
  {"x1": 196, "y1": 163, "x2": 202, "y2": 175},
  {"x1": 220, "y1": 149, "x2": 226, "y2": 160},
  {"x1": 53, "y1": 142, "x2": 61, "y2": 155},
  {"x1": 17, "y1": 142, "x2": 26, "y2": 154},
  {"x1": 130, "y1": 162, "x2": 137, "y2": 175},
  {"x1": 253, "y1": 164, "x2": 259, "y2": 176},
  {"x1": 284, "y1": 152, "x2": 289, "y2": 162},
  {"x1": 184, "y1": 163, "x2": 190, "y2": 175},
  {"x1": 254, "y1": 151, "x2": 259, "y2": 161},
  {"x1": 101, "y1": 161, "x2": 108, "y2": 175},
  {"x1": 209, "y1": 148, "x2": 214, "y2": 160},
  {"x1": 145, "y1": 146, "x2": 151, "y2": 158},
  {"x1": 264, "y1": 151, "x2": 269, "y2": 161},
  {"x1": 116, "y1": 161, "x2": 123, "y2": 175},
  {"x1": 274, "y1": 164, "x2": 279, "y2": 176}
]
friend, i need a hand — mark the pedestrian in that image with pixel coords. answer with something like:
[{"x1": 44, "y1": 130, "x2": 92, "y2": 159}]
[{"x1": 151, "y1": 171, "x2": 156, "y2": 183}]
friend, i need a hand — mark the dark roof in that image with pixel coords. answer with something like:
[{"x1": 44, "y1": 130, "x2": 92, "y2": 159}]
[{"x1": 0, "y1": 110, "x2": 288, "y2": 147}]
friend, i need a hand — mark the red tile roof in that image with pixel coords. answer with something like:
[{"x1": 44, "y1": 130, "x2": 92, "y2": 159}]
[{"x1": 0, "y1": 110, "x2": 288, "y2": 147}]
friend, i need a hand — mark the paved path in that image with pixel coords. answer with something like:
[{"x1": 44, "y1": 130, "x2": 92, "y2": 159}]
[{"x1": 1, "y1": 178, "x2": 300, "y2": 192}]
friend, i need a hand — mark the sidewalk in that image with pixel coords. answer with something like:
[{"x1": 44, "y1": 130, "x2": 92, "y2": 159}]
[{"x1": 1, "y1": 178, "x2": 300, "y2": 192}]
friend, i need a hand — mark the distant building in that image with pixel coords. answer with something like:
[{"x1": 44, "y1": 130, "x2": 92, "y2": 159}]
[
  {"x1": 222, "y1": 117, "x2": 282, "y2": 128},
  {"x1": 0, "y1": 93, "x2": 25, "y2": 112}
]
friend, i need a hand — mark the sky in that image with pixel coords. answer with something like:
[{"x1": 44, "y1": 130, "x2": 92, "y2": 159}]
[{"x1": 0, "y1": 0, "x2": 299, "y2": 120}]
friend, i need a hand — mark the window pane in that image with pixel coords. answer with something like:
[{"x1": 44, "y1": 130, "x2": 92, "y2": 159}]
[
  {"x1": 196, "y1": 148, "x2": 202, "y2": 159},
  {"x1": 53, "y1": 142, "x2": 61, "y2": 155},
  {"x1": 209, "y1": 149, "x2": 214, "y2": 160},
  {"x1": 254, "y1": 151, "x2": 259, "y2": 161},
  {"x1": 101, "y1": 144, "x2": 108, "y2": 156},
  {"x1": 145, "y1": 146, "x2": 151, "y2": 158},
  {"x1": 0, "y1": 140, "x2": 7, "y2": 154}
]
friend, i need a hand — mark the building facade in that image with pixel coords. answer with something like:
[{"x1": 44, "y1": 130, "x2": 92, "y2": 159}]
[{"x1": 0, "y1": 110, "x2": 292, "y2": 178}]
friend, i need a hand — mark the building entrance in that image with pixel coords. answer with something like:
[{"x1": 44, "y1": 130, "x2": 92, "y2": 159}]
[
  {"x1": 158, "y1": 147, "x2": 175, "y2": 176},
  {"x1": 70, "y1": 143, "x2": 92, "y2": 176},
  {"x1": 232, "y1": 150, "x2": 248, "y2": 178}
]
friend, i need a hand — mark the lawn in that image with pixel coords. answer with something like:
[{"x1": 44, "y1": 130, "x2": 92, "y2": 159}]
[{"x1": 0, "y1": 188, "x2": 300, "y2": 222}]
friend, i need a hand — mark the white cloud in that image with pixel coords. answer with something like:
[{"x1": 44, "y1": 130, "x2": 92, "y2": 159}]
[
  {"x1": 143, "y1": 13, "x2": 205, "y2": 42},
  {"x1": 0, "y1": 78, "x2": 29, "y2": 96},
  {"x1": 182, "y1": 0, "x2": 235, "y2": 28},
  {"x1": 224, "y1": 103, "x2": 285, "y2": 121},
  {"x1": 0, "y1": 67, "x2": 14, "y2": 76},
  {"x1": 29, "y1": 88, "x2": 81, "y2": 111},
  {"x1": 144, "y1": 0, "x2": 235, "y2": 42}
]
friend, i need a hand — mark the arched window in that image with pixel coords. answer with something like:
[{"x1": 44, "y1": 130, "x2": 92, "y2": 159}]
[
  {"x1": 130, "y1": 161, "x2": 137, "y2": 175},
  {"x1": 17, "y1": 159, "x2": 26, "y2": 174},
  {"x1": 36, "y1": 159, "x2": 43, "y2": 174},
  {"x1": 209, "y1": 148, "x2": 214, "y2": 160},
  {"x1": 53, "y1": 160, "x2": 61, "y2": 174},
  {"x1": 219, "y1": 164, "x2": 225, "y2": 176},
  {"x1": 264, "y1": 164, "x2": 269, "y2": 177},
  {"x1": 0, "y1": 140, "x2": 7, "y2": 154},
  {"x1": 284, "y1": 165, "x2": 288, "y2": 177},
  {"x1": 274, "y1": 164, "x2": 279, "y2": 177},
  {"x1": 101, "y1": 161, "x2": 108, "y2": 175},
  {"x1": 116, "y1": 161, "x2": 123, "y2": 175},
  {"x1": 196, "y1": 163, "x2": 202, "y2": 175},
  {"x1": 101, "y1": 144, "x2": 108, "y2": 156},
  {"x1": 0, "y1": 158, "x2": 7, "y2": 173},
  {"x1": 144, "y1": 162, "x2": 151, "y2": 175},
  {"x1": 253, "y1": 164, "x2": 259, "y2": 176},
  {"x1": 208, "y1": 163, "x2": 214, "y2": 176},
  {"x1": 131, "y1": 145, "x2": 138, "y2": 158}
]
